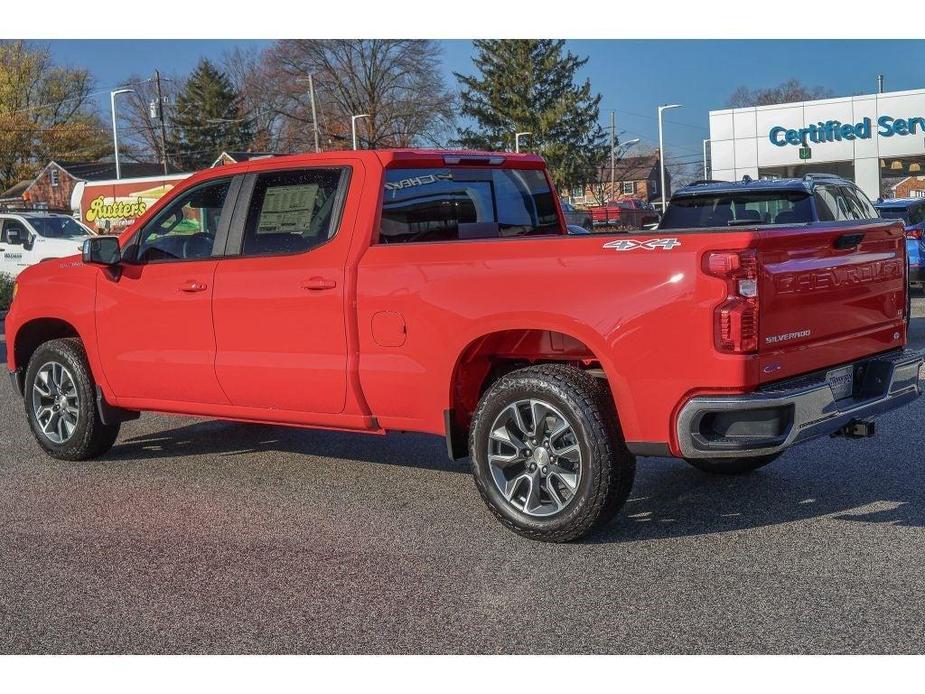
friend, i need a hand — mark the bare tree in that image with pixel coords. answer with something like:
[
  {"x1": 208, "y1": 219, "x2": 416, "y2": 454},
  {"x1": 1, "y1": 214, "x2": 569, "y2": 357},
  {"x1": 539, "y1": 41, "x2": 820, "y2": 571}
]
[
  {"x1": 260, "y1": 40, "x2": 456, "y2": 151},
  {"x1": 727, "y1": 79, "x2": 834, "y2": 108},
  {"x1": 223, "y1": 46, "x2": 286, "y2": 152},
  {"x1": 118, "y1": 73, "x2": 181, "y2": 164}
]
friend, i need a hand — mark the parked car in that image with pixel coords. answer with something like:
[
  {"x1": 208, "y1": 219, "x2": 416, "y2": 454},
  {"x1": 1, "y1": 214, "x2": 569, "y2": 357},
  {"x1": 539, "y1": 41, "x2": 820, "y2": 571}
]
[
  {"x1": 588, "y1": 199, "x2": 648, "y2": 230},
  {"x1": 874, "y1": 197, "x2": 925, "y2": 288},
  {"x1": 619, "y1": 198, "x2": 660, "y2": 226},
  {"x1": 659, "y1": 174, "x2": 881, "y2": 230},
  {"x1": 559, "y1": 200, "x2": 592, "y2": 230},
  {"x1": 5, "y1": 153, "x2": 922, "y2": 542},
  {"x1": 566, "y1": 224, "x2": 591, "y2": 235},
  {"x1": 0, "y1": 212, "x2": 94, "y2": 277}
]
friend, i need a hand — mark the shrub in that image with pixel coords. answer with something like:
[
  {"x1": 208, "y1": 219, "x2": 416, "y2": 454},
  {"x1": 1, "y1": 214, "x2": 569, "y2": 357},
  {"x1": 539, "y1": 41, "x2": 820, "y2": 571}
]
[{"x1": 0, "y1": 273, "x2": 14, "y2": 311}]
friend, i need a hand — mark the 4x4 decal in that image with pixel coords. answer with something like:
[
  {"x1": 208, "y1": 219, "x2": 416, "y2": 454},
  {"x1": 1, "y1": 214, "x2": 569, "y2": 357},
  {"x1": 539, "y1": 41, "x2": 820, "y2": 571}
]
[{"x1": 602, "y1": 238, "x2": 681, "y2": 251}]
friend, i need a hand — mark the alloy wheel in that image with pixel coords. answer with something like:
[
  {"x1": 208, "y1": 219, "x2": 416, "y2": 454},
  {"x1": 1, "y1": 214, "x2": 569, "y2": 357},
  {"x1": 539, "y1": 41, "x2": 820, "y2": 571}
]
[
  {"x1": 31, "y1": 361, "x2": 80, "y2": 444},
  {"x1": 487, "y1": 398, "x2": 582, "y2": 517}
]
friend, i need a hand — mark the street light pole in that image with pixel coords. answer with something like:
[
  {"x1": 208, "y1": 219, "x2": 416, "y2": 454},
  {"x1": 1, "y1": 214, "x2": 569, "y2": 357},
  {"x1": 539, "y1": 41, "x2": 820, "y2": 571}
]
[
  {"x1": 307, "y1": 74, "x2": 320, "y2": 153},
  {"x1": 110, "y1": 88, "x2": 135, "y2": 180},
  {"x1": 352, "y1": 114, "x2": 370, "y2": 150},
  {"x1": 657, "y1": 104, "x2": 683, "y2": 212},
  {"x1": 154, "y1": 71, "x2": 169, "y2": 175},
  {"x1": 702, "y1": 138, "x2": 711, "y2": 179},
  {"x1": 610, "y1": 111, "x2": 616, "y2": 200},
  {"x1": 514, "y1": 131, "x2": 532, "y2": 153}
]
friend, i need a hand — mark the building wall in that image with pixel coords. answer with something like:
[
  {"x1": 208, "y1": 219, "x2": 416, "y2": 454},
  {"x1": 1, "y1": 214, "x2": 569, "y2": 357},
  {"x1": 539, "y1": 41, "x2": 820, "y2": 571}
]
[
  {"x1": 709, "y1": 87, "x2": 925, "y2": 199},
  {"x1": 894, "y1": 176, "x2": 925, "y2": 198},
  {"x1": 23, "y1": 163, "x2": 80, "y2": 211}
]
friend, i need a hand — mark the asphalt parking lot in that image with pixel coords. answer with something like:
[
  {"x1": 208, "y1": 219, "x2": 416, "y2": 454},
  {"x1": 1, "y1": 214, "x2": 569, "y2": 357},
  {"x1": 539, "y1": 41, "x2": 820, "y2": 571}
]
[{"x1": 2, "y1": 303, "x2": 925, "y2": 655}]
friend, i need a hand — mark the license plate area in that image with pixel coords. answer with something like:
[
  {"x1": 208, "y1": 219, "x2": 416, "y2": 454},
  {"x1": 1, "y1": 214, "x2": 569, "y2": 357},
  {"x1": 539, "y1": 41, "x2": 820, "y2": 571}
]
[{"x1": 826, "y1": 366, "x2": 855, "y2": 401}]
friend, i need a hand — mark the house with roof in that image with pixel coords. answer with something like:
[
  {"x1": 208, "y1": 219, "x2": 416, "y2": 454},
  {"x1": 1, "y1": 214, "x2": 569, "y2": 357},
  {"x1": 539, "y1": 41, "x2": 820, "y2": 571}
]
[
  {"x1": 211, "y1": 151, "x2": 280, "y2": 167},
  {"x1": 890, "y1": 175, "x2": 925, "y2": 199},
  {"x1": 12, "y1": 160, "x2": 187, "y2": 215},
  {"x1": 0, "y1": 179, "x2": 35, "y2": 208},
  {"x1": 565, "y1": 151, "x2": 669, "y2": 207}
]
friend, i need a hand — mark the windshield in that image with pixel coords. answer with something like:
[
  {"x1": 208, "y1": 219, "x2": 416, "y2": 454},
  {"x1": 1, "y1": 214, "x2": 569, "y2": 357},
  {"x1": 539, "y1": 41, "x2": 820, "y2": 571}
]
[
  {"x1": 660, "y1": 191, "x2": 814, "y2": 229},
  {"x1": 28, "y1": 216, "x2": 91, "y2": 239}
]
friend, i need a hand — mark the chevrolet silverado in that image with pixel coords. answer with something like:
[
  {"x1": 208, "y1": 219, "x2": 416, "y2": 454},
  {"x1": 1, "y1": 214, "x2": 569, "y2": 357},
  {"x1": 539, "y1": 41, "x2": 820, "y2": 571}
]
[{"x1": 5, "y1": 152, "x2": 923, "y2": 542}]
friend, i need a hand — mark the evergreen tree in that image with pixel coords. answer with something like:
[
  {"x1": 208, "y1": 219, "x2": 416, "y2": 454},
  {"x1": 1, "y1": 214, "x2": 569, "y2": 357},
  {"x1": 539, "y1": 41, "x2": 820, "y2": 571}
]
[
  {"x1": 455, "y1": 40, "x2": 607, "y2": 189},
  {"x1": 170, "y1": 59, "x2": 253, "y2": 169}
]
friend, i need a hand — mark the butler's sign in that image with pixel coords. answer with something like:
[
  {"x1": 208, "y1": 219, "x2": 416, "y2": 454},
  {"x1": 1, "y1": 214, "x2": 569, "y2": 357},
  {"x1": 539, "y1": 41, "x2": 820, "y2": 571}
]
[{"x1": 770, "y1": 115, "x2": 925, "y2": 147}]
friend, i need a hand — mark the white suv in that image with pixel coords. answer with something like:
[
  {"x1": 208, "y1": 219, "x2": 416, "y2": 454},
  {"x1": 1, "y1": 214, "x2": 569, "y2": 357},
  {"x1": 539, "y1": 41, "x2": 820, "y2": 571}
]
[{"x1": 0, "y1": 212, "x2": 94, "y2": 277}]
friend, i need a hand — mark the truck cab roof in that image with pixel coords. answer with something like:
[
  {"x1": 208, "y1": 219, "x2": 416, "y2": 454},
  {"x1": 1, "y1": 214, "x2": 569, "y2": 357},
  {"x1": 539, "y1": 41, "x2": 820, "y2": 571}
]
[{"x1": 672, "y1": 173, "x2": 856, "y2": 199}]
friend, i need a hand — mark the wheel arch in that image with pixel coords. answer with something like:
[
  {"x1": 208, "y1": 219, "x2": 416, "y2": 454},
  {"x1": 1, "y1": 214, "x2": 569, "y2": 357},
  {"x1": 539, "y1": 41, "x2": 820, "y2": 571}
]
[
  {"x1": 10, "y1": 317, "x2": 100, "y2": 397},
  {"x1": 445, "y1": 324, "x2": 631, "y2": 459}
]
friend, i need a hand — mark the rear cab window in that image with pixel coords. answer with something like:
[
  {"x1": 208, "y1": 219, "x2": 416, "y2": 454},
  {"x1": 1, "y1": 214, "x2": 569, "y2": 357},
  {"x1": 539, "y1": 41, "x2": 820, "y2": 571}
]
[
  {"x1": 659, "y1": 191, "x2": 814, "y2": 230},
  {"x1": 379, "y1": 167, "x2": 560, "y2": 243}
]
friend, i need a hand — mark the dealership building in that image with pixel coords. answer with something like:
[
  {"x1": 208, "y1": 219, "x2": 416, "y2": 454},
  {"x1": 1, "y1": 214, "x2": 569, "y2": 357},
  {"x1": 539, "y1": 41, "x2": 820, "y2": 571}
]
[{"x1": 708, "y1": 87, "x2": 925, "y2": 200}]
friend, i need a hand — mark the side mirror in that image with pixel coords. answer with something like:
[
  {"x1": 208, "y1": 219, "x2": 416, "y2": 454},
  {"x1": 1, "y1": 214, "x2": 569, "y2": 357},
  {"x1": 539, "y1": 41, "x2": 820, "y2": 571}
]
[
  {"x1": 82, "y1": 236, "x2": 121, "y2": 266},
  {"x1": 6, "y1": 226, "x2": 24, "y2": 245}
]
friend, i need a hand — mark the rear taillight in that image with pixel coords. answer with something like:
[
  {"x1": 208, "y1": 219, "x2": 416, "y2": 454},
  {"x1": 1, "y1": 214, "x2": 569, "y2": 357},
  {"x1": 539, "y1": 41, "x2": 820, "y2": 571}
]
[
  {"x1": 906, "y1": 228, "x2": 923, "y2": 240},
  {"x1": 704, "y1": 249, "x2": 759, "y2": 354}
]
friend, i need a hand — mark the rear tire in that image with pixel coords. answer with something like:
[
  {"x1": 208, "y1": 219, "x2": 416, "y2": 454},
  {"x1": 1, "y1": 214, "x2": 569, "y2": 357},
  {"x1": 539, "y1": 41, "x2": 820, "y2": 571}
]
[
  {"x1": 469, "y1": 364, "x2": 635, "y2": 542},
  {"x1": 24, "y1": 338, "x2": 120, "y2": 461},
  {"x1": 684, "y1": 453, "x2": 781, "y2": 475}
]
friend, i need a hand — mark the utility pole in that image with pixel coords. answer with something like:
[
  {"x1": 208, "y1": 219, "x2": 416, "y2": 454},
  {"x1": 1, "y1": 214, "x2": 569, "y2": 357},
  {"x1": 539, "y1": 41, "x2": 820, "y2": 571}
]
[
  {"x1": 308, "y1": 74, "x2": 321, "y2": 153},
  {"x1": 155, "y1": 70, "x2": 169, "y2": 175}
]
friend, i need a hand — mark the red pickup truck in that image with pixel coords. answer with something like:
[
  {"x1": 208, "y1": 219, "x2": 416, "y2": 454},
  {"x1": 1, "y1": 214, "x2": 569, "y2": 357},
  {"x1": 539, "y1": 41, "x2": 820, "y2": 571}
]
[
  {"x1": 5, "y1": 150, "x2": 923, "y2": 542},
  {"x1": 588, "y1": 198, "x2": 658, "y2": 229}
]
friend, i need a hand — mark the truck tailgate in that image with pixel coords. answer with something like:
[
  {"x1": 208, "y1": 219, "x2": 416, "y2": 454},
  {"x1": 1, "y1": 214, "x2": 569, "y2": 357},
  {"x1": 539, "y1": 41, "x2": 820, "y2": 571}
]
[{"x1": 757, "y1": 221, "x2": 907, "y2": 383}]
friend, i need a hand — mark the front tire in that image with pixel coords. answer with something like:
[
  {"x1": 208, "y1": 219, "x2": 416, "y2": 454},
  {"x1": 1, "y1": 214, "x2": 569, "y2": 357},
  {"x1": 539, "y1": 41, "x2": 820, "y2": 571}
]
[
  {"x1": 684, "y1": 453, "x2": 781, "y2": 475},
  {"x1": 470, "y1": 364, "x2": 635, "y2": 542},
  {"x1": 24, "y1": 338, "x2": 120, "y2": 461}
]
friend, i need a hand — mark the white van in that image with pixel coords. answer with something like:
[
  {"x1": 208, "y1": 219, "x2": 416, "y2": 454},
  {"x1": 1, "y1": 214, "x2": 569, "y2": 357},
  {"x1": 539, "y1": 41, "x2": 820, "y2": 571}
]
[{"x1": 0, "y1": 212, "x2": 94, "y2": 277}]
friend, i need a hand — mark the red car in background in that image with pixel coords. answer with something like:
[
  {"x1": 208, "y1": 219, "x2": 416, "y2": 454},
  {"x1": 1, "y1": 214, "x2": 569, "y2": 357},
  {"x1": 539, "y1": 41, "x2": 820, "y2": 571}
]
[{"x1": 588, "y1": 198, "x2": 659, "y2": 229}]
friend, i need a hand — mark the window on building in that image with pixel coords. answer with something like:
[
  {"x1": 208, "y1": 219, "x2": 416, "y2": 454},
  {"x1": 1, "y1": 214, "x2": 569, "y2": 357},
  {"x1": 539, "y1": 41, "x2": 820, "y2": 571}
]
[
  {"x1": 622, "y1": 181, "x2": 636, "y2": 195},
  {"x1": 240, "y1": 168, "x2": 345, "y2": 257},
  {"x1": 912, "y1": 190, "x2": 925, "y2": 199},
  {"x1": 50, "y1": 169, "x2": 59, "y2": 187},
  {"x1": 650, "y1": 179, "x2": 658, "y2": 195},
  {"x1": 379, "y1": 167, "x2": 559, "y2": 244}
]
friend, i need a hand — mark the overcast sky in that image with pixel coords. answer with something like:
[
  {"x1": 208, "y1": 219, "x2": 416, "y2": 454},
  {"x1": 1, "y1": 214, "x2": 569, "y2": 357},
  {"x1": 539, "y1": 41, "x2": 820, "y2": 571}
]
[{"x1": 47, "y1": 39, "x2": 925, "y2": 166}]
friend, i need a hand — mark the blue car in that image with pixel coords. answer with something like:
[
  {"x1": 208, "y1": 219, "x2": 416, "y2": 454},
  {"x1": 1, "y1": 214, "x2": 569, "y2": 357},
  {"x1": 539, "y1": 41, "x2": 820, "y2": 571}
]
[{"x1": 875, "y1": 197, "x2": 925, "y2": 285}]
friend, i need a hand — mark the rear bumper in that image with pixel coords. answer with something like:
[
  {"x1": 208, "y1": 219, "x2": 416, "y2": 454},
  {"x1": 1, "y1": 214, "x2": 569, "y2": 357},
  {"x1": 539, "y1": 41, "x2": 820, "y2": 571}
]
[{"x1": 676, "y1": 349, "x2": 924, "y2": 459}]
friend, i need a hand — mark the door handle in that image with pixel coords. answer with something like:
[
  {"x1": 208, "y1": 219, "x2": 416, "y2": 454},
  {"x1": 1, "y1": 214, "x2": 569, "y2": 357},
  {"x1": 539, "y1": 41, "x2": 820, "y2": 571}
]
[
  {"x1": 301, "y1": 277, "x2": 337, "y2": 291},
  {"x1": 178, "y1": 280, "x2": 208, "y2": 293}
]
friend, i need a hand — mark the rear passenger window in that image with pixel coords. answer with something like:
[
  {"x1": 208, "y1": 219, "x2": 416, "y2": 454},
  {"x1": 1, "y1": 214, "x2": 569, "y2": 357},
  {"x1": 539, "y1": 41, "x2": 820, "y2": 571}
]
[
  {"x1": 842, "y1": 186, "x2": 878, "y2": 220},
  {"x1": 241, "y1": 169, "x2": 344, "y2": 257},
  {"x1": 816, "y1": 185, "x2": 878, "y2": 222},
  {"x1": 379, "y1": 167, "x2": 559, "y2": 243}
]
